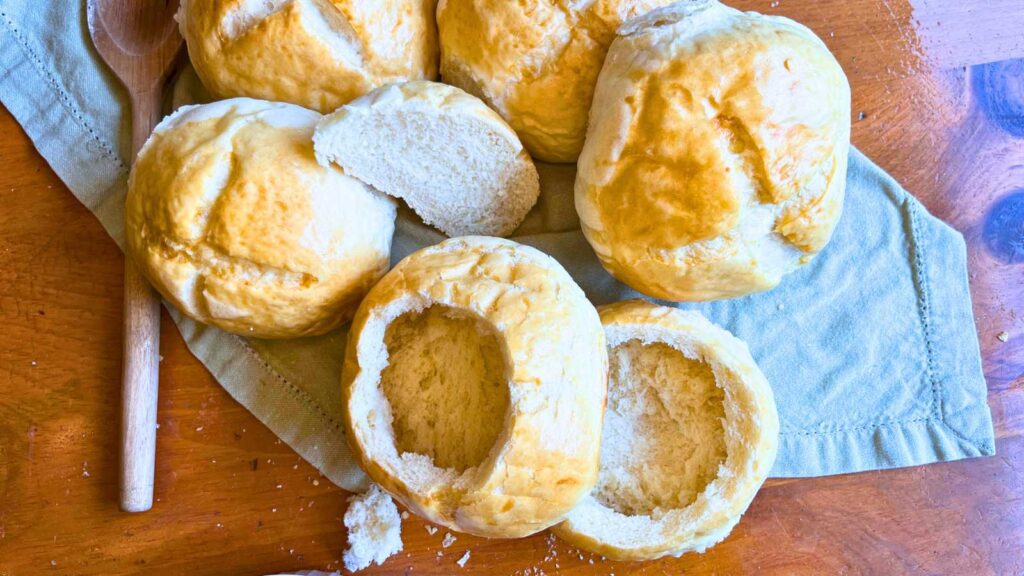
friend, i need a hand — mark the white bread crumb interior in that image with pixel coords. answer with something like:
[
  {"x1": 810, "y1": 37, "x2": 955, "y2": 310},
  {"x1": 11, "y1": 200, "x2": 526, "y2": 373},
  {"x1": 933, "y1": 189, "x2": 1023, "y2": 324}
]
[
  {"x1": 343, "y1": 484, "x2": 403, "y2": 572},
  {"x1": 314, "y1": 81, "x2": 540, "y2": 237},
  {"x1": 554, "y1": 300, "x2": 779, "y2": 561}
]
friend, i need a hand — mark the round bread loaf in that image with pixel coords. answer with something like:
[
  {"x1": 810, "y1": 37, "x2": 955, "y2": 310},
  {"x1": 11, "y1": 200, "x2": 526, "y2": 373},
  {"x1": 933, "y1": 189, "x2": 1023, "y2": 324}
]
[
  {"x1": 314, "y1": 81, "x2": 540, "y2": 237},
  {"x1": 576, "y1": 1, "x2": 851, "y2": 301},
  {"x1": 126, "y1": 98, "x2": 397, "y2": 338},
  {"x1": 177, "y1": 0, "x2": 438, "y2": 113},
  {"x1": 553, "y1": 300, "x2": 779, "y2": 561},
  {"x1": 341, "y1": 237, "x2": 608, "y2": 538},
  {"x1": 436, "y1": 0, "x2": 674, "y2": 163}
]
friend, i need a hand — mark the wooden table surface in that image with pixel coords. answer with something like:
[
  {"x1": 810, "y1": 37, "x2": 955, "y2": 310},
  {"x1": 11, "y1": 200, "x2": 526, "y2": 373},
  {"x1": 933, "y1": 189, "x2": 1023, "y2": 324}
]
[{"x1": 1, "y1": 1, "x2": 1023, "y2": 574}]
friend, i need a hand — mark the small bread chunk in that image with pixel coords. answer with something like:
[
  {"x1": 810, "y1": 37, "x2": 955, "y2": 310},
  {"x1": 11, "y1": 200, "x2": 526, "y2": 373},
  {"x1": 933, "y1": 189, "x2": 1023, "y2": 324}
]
[
  {"x1": 314, "y1": 81, "x2": 540, "y2": 237},
  {"x1": 343, "y1": 484, "x2": 403, "y2": 572}
]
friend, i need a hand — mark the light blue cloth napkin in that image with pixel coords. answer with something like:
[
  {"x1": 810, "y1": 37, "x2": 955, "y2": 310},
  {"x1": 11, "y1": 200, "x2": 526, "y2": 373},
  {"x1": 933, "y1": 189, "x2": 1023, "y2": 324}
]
[{"x1": 0, "y1": 1, "x2": 994, "y2": 488}]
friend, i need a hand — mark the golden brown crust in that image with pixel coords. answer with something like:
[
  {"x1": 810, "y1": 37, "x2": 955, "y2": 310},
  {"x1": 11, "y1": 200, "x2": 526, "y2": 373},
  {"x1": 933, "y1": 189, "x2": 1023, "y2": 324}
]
[
  {"x1": 576, "y1": 1, "x2": 851, "y2": 301},
  {"x1": 342, "y1": 237, "x2": 607, "y2": 538},
  {"x1": 180, "y1": 0, "x2": 438, "y2": 113},
  {"x1": 437, "y1": 0, "x2": 675, "y2": 162},
  {"x1": 125, "y1": 99, "x2": 396, "y2": 338}
]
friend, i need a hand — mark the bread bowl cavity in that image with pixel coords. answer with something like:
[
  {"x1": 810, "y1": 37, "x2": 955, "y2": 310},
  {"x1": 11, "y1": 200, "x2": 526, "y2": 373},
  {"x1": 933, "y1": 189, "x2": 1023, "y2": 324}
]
[
  {"x1": 314, "y1": 81, "x2": 540, "y2": 237},
  {"x1": 342, "y1": 237, "x2": 607, "y2": 538},
  {"x1": 553, "y1": 300, "x2": 779, "y2": 561}
]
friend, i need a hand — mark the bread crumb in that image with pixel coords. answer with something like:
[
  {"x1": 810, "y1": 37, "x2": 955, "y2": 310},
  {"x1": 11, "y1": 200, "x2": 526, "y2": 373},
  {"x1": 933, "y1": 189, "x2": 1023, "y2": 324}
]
[
  {"x1": 401, "y1": 511, "x2": 409, "y2": 520},
  {"x1": 442, "y1": 533, "x2": 456, "y2": 548},
  {"x1": 313, "y1": 479, "x2": 320, "y2": 486},
  {"x1": 425, "y1": 525, "x2": 438, "y2": 535},
  {"x1": 195, "y1": 426, "x2": 203, "y2": 432},
  {"x1": 456, "y1": 551, "x2": 470, "y2": 568},
  {"x1": 997, "y1": 331, "x2": 1010, "y2": 342},
  {"x1": 343, "y1": 484, "x2": 403, "y2": 572}
]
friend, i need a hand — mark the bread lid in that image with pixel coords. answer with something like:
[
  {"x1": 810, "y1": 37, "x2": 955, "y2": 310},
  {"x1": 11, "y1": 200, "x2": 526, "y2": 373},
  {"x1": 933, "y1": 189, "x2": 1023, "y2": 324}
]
[
  {"x1": 342, "y1": 237, "x2": 607, "y2": 538},
  {"x1": 313, "y1": 81, "x2": 540, "y2": 237},
  {"x1": 553, "y1": 300, "x2": 779, "y2": 560}
]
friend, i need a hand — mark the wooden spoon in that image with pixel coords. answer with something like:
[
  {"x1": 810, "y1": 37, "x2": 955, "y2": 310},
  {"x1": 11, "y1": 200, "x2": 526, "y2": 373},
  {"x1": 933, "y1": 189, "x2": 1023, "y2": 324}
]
[{"x1": 87, "y1": 0, "x2": 182, "y2": 513}]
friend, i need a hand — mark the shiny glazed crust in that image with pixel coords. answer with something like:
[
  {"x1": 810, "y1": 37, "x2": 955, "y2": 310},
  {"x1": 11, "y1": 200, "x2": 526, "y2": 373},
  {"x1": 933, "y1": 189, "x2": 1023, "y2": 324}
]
[
  {"x1": 125, "y1": 98, "x2": 397, "y2": 338},
  {"x1": 178, "y1": 0, "x2": 438, "y2": 112},
  {"x1": 341, "y1": 237, "x2": 608, "y2": 538},
  {"x1": 576, "y1": 1, "x2": 851, "y2": 301},
  {"x1": 553, "y1": 300, "x2": 779, "y2": 560}
]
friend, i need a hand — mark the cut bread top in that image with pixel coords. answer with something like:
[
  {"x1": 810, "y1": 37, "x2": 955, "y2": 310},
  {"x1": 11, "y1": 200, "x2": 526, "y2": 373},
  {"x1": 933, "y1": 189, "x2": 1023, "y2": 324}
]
[{"x1": 314, "y1": 81, "x2": 540, "y2": 237}]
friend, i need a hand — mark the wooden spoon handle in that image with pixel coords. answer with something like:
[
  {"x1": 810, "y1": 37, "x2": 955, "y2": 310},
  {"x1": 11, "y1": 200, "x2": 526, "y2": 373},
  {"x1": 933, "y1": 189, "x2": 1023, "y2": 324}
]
[{"x1": 120, "y1": 88, "x2": 164, "y2": 513}]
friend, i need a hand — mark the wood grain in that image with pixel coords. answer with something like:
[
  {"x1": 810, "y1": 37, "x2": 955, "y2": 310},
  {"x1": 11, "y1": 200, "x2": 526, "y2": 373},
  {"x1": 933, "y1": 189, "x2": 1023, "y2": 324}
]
[
  {"x1": 0, "y1": 0, "x2": 1022, "y2": 574},
  {"x1": 86, "y1": 0, "x2": 182, "y2": 513}
]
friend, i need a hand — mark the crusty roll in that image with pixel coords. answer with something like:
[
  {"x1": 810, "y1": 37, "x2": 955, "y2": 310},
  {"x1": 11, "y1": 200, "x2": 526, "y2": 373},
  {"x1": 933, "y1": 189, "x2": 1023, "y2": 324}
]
[
  {"x1": 436, "y1": 0, "x2": 674, "y2": 163},
  {"x1": 177, "y1": 0, "x2": 438, "y2": 113},
  {"x1": 341, "y1": 237, "x2": 608, "y2": 538},
  {"x1": 553, "y1": 300, "x2": 779, "y2": 561},
  {"x1": 125, "y1": 98, "x2": 397, "y2": 338},
  {"x1": 314, "y1": 81, "x2": 540, "y2": 237},
  {"x1": 576, "y1": 1, "x2": 851, "y2": 301}
]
